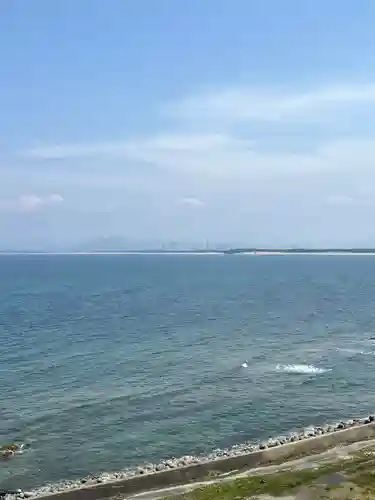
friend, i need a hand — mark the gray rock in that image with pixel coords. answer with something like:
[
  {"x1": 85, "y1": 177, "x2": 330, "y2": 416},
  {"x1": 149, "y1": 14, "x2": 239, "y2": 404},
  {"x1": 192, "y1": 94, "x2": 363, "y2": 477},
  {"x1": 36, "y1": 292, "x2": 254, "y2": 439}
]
[
  {"x1": 84, "y1": 479, "x2": 97, "y2": 486},
  {"x1": 267, "y1": 439, "x2": 277, "y2": 447}
]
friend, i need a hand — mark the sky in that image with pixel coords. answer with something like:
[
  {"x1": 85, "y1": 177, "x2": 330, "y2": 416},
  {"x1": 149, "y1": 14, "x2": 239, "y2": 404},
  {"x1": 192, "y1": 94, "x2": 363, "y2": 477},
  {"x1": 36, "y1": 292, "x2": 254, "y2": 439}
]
[{"x1": 2, "y1": 0, "x2": 375, "y2": 249}]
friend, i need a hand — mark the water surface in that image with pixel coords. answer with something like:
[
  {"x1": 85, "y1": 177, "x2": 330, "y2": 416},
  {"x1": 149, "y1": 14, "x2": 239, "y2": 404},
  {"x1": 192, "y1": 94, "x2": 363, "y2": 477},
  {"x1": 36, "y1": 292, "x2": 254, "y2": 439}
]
[{"x1": 1, "y1": 254, "x2": 374, "y2": 489}]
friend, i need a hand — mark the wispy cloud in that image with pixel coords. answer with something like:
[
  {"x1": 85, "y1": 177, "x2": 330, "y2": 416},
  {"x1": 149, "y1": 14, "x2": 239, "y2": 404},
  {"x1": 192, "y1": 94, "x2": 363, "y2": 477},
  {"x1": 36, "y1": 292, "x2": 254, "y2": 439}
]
[
  {"x1": 17, "y1": 82, "x2": 375, "y2": 187},
  {"x1": 168, "y1": 82, "x2": 375, "y2": 122},
  {"x1": 326, "y1": 195, "x2": 355, "y2": 205},
  {"x1": 103, "y1": 135, "x2": 375, "y2": 179},
  {"x1": 0, "y1": 193, "x2": 64, "y2": 213},
  {"x1": 20, "y1": 132, "x2": 375, "y2": 181},
  {"x1": 26, "y1": 142, "x2": 131, "y2": 160},
  {"x1": 178, "y1": 197, "x2": 205, "y2": 207},
  {"x1": 326, "y1": 193, "x2": 375, "y2": 206},
  {"x1": 24, "y1": 81, "x2": 375, "y2": 163},
  {"x1": 24, "y1": 134, "x2": 233, "y2": 160}
]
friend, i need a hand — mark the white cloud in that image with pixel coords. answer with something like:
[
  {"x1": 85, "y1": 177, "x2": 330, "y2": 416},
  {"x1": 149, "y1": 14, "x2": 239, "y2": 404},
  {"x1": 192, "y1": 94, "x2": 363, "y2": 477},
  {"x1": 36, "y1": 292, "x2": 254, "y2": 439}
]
[
  {"x1": 0, "y1": 193, "x2": 64, "y2": 213},
  {"x1": 19, "y1": 195, "x2": 43, "y2": 210},
  {"x1": 17, "y1": 82, "x2": 375, "y2": 197},
  {"x1": 326, "y1": 193, "x2": 375, "y2": 206},
  {"x1": 47, "y1": 193, "x2": 64, "y2": 203},
  {"x1": 20, "y1": 131, "x2": 375, "y2": 182},
  {"x1": 20, "y1": 80, "x2": 375, "y2": 187},
  {"x1": 24, "y1": 134, "x2": 233, "y2": 160},
  {"x1": 326, "y1": 195, "x2": 355, "y2": 205},
  {"x1": 26, "y1": 142, "x2": 131, "y2": 160},
  {"x1": 178, "y1": 197, "x2": 205, "y2": 207},
  {"x1": 169, "y1": 82, "x2": 375, "y2": 122},
  {"x1": 133, "y1": 133, "x2": 228, "y2": 151},
  {"x1": 115, "y1": 134, "x2": 375, "y2": 180},
  {"x1": 24, "y1": 81, "x2": 375, "y2": 163}
]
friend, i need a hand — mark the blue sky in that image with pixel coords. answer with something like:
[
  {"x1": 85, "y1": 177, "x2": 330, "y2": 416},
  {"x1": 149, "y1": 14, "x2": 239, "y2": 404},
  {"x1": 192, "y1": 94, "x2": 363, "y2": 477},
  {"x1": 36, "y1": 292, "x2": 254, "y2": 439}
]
[{"x1": 2, "y1": 0, "x2": 375, "y2": 248}]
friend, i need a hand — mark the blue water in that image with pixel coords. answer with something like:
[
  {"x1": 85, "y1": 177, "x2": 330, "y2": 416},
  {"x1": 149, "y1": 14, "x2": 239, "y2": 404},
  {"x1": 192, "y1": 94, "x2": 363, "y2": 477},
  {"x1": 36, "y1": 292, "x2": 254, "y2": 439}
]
[{"x1": 1, "y1": 254, "x2": 375, "y2": 490}]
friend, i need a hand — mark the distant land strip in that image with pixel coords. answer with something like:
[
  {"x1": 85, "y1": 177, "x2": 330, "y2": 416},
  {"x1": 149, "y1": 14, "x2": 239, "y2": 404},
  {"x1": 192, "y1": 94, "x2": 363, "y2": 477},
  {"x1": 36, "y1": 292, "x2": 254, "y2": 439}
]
[
  {"x1": 2, "y1": 248, "x2": 375, "y2": 255},
  {"x1": 222, "y1": 247, "x2": 375, "y2": 254}
]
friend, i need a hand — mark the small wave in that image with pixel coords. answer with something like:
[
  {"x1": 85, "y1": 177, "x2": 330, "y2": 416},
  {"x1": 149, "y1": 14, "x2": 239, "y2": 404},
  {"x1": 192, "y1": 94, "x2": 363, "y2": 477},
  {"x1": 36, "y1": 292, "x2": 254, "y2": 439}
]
[
  {"x1": 276, "y1": 364, "x2": 331, "y2": 374},
  {"x1": 336, "y1": 348, "x2": 375, "y2": 356}
]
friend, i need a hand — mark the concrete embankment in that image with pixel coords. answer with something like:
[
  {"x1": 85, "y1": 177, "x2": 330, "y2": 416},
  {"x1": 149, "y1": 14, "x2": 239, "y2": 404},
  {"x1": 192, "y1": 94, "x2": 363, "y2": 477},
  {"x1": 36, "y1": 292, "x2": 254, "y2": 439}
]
[{"x1": 36, "y1": 421, "x2": 375, "y2": 500}]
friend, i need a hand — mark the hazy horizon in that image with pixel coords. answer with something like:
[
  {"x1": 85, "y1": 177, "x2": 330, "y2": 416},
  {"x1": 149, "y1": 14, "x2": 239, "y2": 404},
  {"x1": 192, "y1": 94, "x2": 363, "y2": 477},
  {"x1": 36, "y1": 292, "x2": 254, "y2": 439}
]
[{"x1": 4, "y1": 236, "x2": 375, "y2": 253}]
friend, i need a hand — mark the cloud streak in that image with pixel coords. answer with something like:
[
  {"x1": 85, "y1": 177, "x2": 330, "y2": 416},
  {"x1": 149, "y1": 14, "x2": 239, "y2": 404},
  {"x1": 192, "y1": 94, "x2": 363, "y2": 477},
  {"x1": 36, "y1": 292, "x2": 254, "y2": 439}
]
[
  {"x1": 0, "y1": 194, "x2": 63, "y2": 213},
  {"x1": 19, "y1": 132, "x2": 375, "y2": 183},
  {"x1": 19, "y1": 81, "x2": 375, "y2": 186},
  {"x1": 24, "y1": 134, "x2": 234, "y2": 160},
  {"x1": 168, "y1": 82, "x2": 375, "y2": 122},
  {"x1": 24, "y1": 81, "x2": 375, "y2": 163},
  {"x1": 178, "y1": 197, "x2": 205, "y2": 207}
]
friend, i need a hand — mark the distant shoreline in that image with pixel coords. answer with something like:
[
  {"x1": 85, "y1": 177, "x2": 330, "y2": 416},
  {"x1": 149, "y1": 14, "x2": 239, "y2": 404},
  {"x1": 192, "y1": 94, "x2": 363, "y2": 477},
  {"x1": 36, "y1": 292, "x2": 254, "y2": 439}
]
[{"x1": 2, "y1": 249, "x2": 375, "y2": 256}]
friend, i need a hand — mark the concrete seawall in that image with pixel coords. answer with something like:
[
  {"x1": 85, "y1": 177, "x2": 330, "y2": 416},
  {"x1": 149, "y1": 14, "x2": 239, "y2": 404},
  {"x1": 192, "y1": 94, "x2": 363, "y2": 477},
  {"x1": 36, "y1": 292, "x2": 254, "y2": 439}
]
[{"x1": 39, "y1": 422, "x2": 375, "y2": 500}]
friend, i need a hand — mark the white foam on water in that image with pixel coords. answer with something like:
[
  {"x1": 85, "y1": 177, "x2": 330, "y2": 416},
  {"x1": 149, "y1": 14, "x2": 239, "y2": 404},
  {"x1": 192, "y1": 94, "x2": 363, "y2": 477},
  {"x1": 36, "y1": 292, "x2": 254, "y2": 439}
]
[
  {"x1": 275, "y1": 363, "x2": 331, "y2": 374},
  {"x1": 336, "y1": 347, "x2": 375, "y2": 356}
]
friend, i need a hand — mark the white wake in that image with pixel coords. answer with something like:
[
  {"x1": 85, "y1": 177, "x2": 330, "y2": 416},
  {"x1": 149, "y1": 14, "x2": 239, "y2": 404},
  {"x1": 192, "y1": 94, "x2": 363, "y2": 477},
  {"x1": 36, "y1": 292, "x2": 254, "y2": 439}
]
[{"x1": 276, "y1": 363, "x2": 331, "y2": 374}]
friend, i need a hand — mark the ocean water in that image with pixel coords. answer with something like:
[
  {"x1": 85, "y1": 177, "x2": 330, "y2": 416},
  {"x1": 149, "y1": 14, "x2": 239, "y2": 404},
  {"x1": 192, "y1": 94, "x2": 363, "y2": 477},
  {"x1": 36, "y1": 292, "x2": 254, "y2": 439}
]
[{"x1": 1, "y1": 254, "x2": 375, "y2": 490}]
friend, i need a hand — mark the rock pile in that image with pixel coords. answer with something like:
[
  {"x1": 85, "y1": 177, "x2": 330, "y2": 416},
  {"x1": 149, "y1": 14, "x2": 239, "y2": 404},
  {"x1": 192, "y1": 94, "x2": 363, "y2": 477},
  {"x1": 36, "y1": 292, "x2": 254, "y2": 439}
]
[{"x1": 4, "y1": 415, "x2": 375, "y2": 500}]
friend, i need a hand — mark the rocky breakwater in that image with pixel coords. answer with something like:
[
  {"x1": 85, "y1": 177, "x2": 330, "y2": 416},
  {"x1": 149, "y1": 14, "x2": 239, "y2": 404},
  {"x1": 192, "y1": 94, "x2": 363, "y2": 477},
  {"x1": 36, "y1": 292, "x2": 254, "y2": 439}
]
[{"x1": 4, "y1": 415, "x2": 375, "y2": 500}]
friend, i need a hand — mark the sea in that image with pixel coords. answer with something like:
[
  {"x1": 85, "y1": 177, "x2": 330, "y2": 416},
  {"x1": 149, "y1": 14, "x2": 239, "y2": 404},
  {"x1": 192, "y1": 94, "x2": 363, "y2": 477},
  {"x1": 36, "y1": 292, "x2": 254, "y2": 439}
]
[{"x1": 1, "y1": 253, "x2": 375, "y2": 490}]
